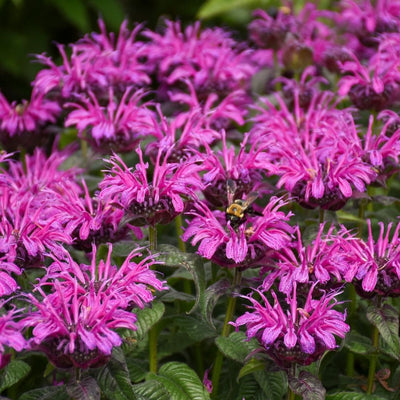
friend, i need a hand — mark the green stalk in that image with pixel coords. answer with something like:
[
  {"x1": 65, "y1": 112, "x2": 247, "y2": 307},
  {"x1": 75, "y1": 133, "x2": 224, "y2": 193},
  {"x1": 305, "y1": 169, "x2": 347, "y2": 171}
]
[
  {"x1": 175, "y1": 214, "x2": 191, "y2": 294},
  {"x1": 367, "y1": 324, "x2": 380, "y2": 394},
  {"x1": 367, "y1": 298, "x2": 381, "y2": 394},
  {"x1": 287, "y1": 388, "x2": 296, "y2": 400},
  {"x1": 319, "y1": 208, "x2": 325, "y2": 224},
  {"x1": 211, "y1": 268, "x2": 242, "y2": 397},
  {"x1": 148, "y1": 224, "x2": 158, "y2": 374}
]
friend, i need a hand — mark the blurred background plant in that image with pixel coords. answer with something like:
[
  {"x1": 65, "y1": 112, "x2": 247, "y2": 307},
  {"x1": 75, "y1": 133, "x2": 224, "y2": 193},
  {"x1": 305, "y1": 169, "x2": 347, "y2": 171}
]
[{"x1": 0, "y1": 0, "x2": 335, "y2": 100}]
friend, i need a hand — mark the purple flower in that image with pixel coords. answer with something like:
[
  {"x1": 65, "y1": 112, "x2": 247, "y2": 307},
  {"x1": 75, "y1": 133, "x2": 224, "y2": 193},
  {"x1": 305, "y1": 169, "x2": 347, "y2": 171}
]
[
  {"x1": 261, "y1": 224, "x2": 345, "y2": 296},
  {"x1": 182, "y1": 197, "x2": 293, "y2": 268},
  {"x1": 250, "y1": 94, "x2": 376, "y2": 210},
  {"x1": 232, "y1": 284, "x2": 349, "y2": 368},
  {"x1": 338, "y1": 49, "x2": 400, "y2": 110},
  {"x1": 145, "y1": 104, "x2": 220, "y2": 164},
  {"x1": 0, "y1": 303, "x2": 26, "y2": 368},
  {"x1": 248, "y1": 7, "x2": 296, "y2": 50},
  {"x1": 99, "y1": 146, "x2": 203, "y2": 226},
  {"x1": 22, "y1": 244, "x2": 166, "y2": 368},
  {"x1": 65, "y1": 87, "x2": 154, "y2": 153},
  {"x1": 336, "y1": 220, "x2": 400, "y2": 297},
  {"x1": 0, "y1": 90, "x2": 61, "y2": 152},
  {"x1": 142, "y1": 20, "x2": 257, "y2": 101},
  {"x1": 201, "y1": 131, "x2": 269, "y2": 208},
  {"x1": 52, "y1": 179, "x2": 142, "y2": 252},
  {"x1": 33, "y1": 20, "x2": 150, "y2": 99}
]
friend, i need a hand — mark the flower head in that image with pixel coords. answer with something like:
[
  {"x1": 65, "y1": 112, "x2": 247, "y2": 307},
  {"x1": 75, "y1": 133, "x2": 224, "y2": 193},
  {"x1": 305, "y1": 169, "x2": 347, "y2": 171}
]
[
  {"x1": 183, "y1": 197, "x2": 293, "y2": 268},
  {"x1": 0, "y1": 90, "x2": 61, "y2": 151},
  {"x1": 336, "y1": 220, "x2": 400, "y2": 297},
  {"x1": 22, "y1": 243, "x2": 166, "y2": 368},
  {"x1": 99, "y1": 146, "x2": 203, "y2": 226},
  {"x1": 261, "y1": 224, "x2": 345, "y2": 296},
  {"x1": 65, "y1": 87, "x2": 154, "y2": 153},
  {"x1": 233, "y1": 284, "x2": 349, "y2": 368}
]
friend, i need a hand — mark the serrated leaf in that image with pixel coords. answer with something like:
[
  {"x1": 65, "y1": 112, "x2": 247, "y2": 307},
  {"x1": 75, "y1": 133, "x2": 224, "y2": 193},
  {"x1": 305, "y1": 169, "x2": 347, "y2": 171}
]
[
  {"x1": 18, "y1": 386, "x2": 69, "y2": 400},
  {"x1": 366, "y1": 303, "x2": 400, "y2": 358},
  {"x1": 131, "y1": 301, "x2": 165, "y2": 341},
  {"x1": 326, "y1": 392, "x2": 388, "y2": 400},
  {"x1": 157, "y1": 245, "x2": 206, "y2": 317},
  {"x1": 200, "y1": 278, "x2": 231, "y2": 329},
  {"x1": 169, "y1": 315, "x2": 216, "y2": 341},
  {"x1": 289, "y1": 371, "x2": 326, "y2": 400},
  {"x1": 66, "y1": 376, "x2": 100, "y2": 400},
  {"x1": 158, "y1": 287, "x2": 195, "y2": 303},
  {"x1": 236, "y1": 374, "x2": 261, "y2": 400},
  {"x1": 238, "y1": 358, "x2": 267, "y2": 380},
  {"x1": 133, "y1": 380, "x2": 171, "y2": 400},
  {"x1": 254, "y1": 370, "x2": 287, "y2": 400},
  {"x1": 344, "y1": 331, "x2": 373, "y2": 355},
  {"x1": 0, "y1": 360, "x2": 30, "y2": 392},
  {"x1": 147, "y1": 362, "x2": 210, "y2": 400},
  {"x1": 216, "y1": 331, "x2": 259, "y2": 363},
  {"x1": 97, "y1": 349, "x2": 141, "y2": 400}
]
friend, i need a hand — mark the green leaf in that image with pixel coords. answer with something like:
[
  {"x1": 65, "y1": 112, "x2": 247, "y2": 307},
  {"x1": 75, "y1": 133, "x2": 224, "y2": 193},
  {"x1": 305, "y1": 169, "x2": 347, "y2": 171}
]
[
  {"x1": 133, "y1": 380, "x2": 170, "y2": 400},
  {"x1": 288, "y1": 371, "x2": 326, "y2": 400},
  {"x1": 131, "y1": 301, "x2": 165, "y2": 342},
  {"x1": 336, "y1": 210, "x2": 365, "y2": 224},
  {"x1": 50, "y1": 0, "x2": 90, "y2": 32},
  {"x1": 19, "y1": 386, "x2": 69, "y2": 400},
  {"x1": 216, "y1": 331, "x2": 259, "y2": 363},
  {"x1": 167, "y1": 315, "x2": 216, "y2": 342},
  {"x1": 88, "y1": 0, "x2": 125, "y2": 31},
  {"x1": 326, "y1": 393, "x2": 388, "y2": 400},
  {"x1": 200, "y1": 278, "x2": 231, "y2": 329},
  {"x1": 366, "y1": 303, "x2": 400, "y2": 359},
  {"x1": 344, "y1": 331, "x2": 373, "y2": 355},
  {"x1": 0, "y1": 360, "x2": 30, "y2": 392},
  {"x1": 147, "y1": 362, "x2": 210, "y2": 400},
  {"x1": 254, "y1": 370, "x2": 287, "y2": 400},
  {"x1": 97, "y1": 348, "x2": 142, "y2": 400},
  {"x1": 158, "y1": 245, "x2": 206, "y2": 317},
  {"x1": 197, "y1": 0, "x2": 273, "y2": 19},
  {"x1": 238, "y1": 358, "x2": 266, "y2": 380},
  {"x1": 66, "y1": 376, "x2": 100, "y2": 400}
]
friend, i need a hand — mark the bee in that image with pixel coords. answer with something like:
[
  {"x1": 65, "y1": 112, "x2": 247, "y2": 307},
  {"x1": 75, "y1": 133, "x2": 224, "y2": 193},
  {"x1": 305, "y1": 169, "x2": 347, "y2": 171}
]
[{"x1": 225, "y1": 179, "x2": 260, "y2": 228}]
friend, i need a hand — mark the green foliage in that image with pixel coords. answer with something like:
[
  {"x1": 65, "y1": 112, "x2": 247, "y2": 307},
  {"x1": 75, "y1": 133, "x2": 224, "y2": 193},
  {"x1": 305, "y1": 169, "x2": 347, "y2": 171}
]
[{"x1": 0, "y1": 360, "x2": 30, "y2": 393}]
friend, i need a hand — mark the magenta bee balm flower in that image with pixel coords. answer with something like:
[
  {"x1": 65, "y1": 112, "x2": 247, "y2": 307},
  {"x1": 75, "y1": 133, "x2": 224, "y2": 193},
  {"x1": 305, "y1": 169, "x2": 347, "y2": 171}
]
[
  {"x1": 233, "y1": 284, "x2": 349, "y2": 368},
  {"x1": 183, "y1": 197, "x2": 293, "y2": 268},
  {"x1": 22, "y1": 244, "x2": 166, "y2": 369},
  {"x1": 99, "y1": 146, "x2": 203, "y2": 226}
]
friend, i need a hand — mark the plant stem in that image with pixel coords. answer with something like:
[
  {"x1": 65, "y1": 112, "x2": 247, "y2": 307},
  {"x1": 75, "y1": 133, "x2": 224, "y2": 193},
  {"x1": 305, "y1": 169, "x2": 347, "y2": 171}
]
[
  {"x1": 149, "y1": 225, "x2": 157, "y2": 251},
  {"x1": 175, "y1": 214, "x2": 191, "y2": 294},
  {"x1": 211, "y1": 268, "x2": 242, "y2": 397},
  {"x1": 287, "y1": 388, "x2": 296, "y2": 400},
  {"x1": 319, "y1": 208, "x2": 325, "y2": 224},
  {"x1": 367, "y1": 307, "x2": 381, "y2": 394},
  {"x1": 148, "y1": 224, "x2": 158, "y2": 373}
]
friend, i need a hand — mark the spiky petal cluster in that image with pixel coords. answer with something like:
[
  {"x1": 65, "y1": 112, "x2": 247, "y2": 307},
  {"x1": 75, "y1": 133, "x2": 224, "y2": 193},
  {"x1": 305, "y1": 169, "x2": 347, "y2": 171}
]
[
  {"x1": 261, "y1": 224, "x2": 345, "y2": 296},
  {"x1": 232, "y1": 284, "x2": 349, "y2": 368},
  {"x1": 0, "y1": 90, "x2": 61, "y2": 151},
  {"x1": 99, "y1": 147, "x2": 203, "y2": 226},
  {"x1": 182, "y1": 197, "x2": 293, "y2": 268},
  {"x1": 250, "y1": 91, "x2": 377, "y2": 210},
  {"x1": 142, "y1": 20, "x2": 257, "y2": 101},
  {"x1": 65, "y1": 88, "x2": 154, "y2": 153},
  {"x1": 33, "y1": 20, "x2": 150, "y2": 99},
  {"x1": 335, "y1": 220, "x2": 400, "y2": 297},
  {"x1": 0, "y1": 304, "x2": 26, "y2": 368},
  {"x1": 22, "y1": 244, "x2": 167, "y2": 368}
]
